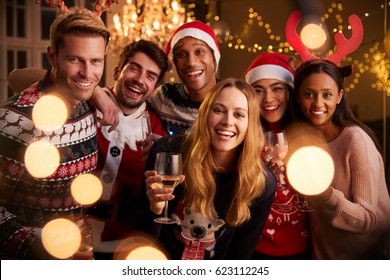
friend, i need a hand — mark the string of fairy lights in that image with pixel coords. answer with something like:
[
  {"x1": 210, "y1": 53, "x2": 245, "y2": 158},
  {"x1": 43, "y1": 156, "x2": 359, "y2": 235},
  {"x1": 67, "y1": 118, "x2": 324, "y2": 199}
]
[{"x1": 183, "y1": 1, "x2": 390, "y2": 96}]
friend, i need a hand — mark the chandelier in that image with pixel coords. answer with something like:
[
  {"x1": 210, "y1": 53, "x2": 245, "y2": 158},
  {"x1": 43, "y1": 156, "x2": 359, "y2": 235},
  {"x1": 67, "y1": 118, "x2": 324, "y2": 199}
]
[{"x1": 108, "y1": 0, "x2": 187, "y2": 56}]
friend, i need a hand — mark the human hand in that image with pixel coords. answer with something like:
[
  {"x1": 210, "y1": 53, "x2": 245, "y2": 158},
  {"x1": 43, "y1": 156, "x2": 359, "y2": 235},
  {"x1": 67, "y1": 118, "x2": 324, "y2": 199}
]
[
  {"x1": 136, "y1": 134, "x2": 163, "y2": 163},
  {"x1": 144, "y1": 170, "x2": 185, "y2": 214},
  {"x1": 263, "y1": 146, "x2": 285, "y2": 175},
  {"x1": 92, "y1": 87, "x2": 119, "y2": 132}
]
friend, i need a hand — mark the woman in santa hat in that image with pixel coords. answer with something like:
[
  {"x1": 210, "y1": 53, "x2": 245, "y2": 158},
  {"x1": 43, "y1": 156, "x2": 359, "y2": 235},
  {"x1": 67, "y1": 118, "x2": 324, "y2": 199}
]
[{"x1": 244, "y1": 52, "x2": 312, "y2": 259}]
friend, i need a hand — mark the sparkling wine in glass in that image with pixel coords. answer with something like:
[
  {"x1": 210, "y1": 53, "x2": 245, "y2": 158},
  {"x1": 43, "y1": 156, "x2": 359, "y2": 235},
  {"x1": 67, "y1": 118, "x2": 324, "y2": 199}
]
[
  {"x1": 154, "y1": 152, "x2": 182, "y2": 224},
  {"x1": 264, "y1": 130, "x2": 288, "y2": 162},
  {"x1": 264, "y1": 130, "x2": 288, "y2": 184}
]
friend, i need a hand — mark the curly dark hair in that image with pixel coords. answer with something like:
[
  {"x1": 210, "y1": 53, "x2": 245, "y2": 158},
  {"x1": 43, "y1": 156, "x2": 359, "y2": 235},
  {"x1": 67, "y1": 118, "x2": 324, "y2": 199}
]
[{"x1": 117, "y1": 40, "x2": 168, "y2": 85}]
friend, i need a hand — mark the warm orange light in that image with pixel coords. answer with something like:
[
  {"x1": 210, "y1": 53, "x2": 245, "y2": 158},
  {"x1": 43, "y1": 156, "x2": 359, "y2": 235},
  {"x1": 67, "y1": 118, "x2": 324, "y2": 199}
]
[
  {"x1": 287, "y1": 146, "x2": 334, "y2": 195},
  {"x1": 70, "y1": 174, "x2": 103, "y2": 206},
  {"x1": 32, "y1": 95, "x2": 68, "y2": 131},
  {"x1": 41, "y1": 218, "x2": 81, "y2": 259},
  {"x1": 25, "y1": 140, "x2": 60, "y2": 178},
  {"x1": 113, "y1": 235, "x2": 168, "y2": 260},
  {"x1": 126, "y1": 246, "x2": 168, "y2": 260},
  {"x1": 300, "y1": 23, "x2": 327, "y2": 49}
]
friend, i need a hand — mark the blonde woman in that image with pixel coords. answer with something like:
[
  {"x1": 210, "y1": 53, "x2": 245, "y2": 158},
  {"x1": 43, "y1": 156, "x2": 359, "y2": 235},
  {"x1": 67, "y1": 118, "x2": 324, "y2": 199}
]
[{"x1": 142, "y1": 78, "x2": 277, "y2": 259}]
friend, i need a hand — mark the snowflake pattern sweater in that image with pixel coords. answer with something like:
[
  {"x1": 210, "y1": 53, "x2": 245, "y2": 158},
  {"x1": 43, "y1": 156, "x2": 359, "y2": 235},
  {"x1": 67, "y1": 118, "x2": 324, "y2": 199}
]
[
  {"x1": 0, "y1": 72, "x2": 97, "y2": 259},
  {"x1": 147, "y1": 83, "x2": 202, "y2": 135}
]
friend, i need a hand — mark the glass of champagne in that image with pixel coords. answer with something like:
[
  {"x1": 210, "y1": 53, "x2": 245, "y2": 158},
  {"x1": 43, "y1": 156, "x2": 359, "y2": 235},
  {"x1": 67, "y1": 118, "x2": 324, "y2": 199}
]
[
  {"x1": 154, "y1": 152, "x2": 182, "y2": 224},
  {"x1": 264, "y1": 130, "x2": 288, "y2": 160},
  {"x1": 264, "y1": 130, "x2": 288, "y2": 183},
  {"x1": 141, "y1": 111, "x2": 152, "y2": 140},
  {"x1": 73, "y1": 216, "x2": 94, "y2": 260}
]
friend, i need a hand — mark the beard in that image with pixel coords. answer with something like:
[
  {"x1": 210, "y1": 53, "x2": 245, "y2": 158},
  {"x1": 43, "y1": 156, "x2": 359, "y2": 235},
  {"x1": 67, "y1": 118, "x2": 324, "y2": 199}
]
[
  {"x1": 118, "y1": 95, "x2": 146, "y2": 110},
  {"x1": 114, "y1": 78, "x2": 149, "y2": 109},
  {"x1": 115, "y1": 87, "x2": 149, "y2": 111}
]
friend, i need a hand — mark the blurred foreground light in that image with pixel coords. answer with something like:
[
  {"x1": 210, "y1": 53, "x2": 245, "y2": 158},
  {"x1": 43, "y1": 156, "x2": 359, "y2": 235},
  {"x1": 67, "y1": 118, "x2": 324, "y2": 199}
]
[
  {"x1": 300, "y1": 23, "x2": 327, "y2": 49},
  {"x1": 32, "y1": 95, "x2": 68, "y2": 131},
  {"x1": 287, "y1": 146, "x2": 334, "y2": 195},
  {"x1": 71, "y1": 174, "x2": 103, "y2": 205},
  {"x1": 41, "y1": 218, "x2": 81, "y2": 259},
  {"x1": 113, "y1": 235, "x2": 168, "y2": 260},
  {"x1": 126, "y1": 246, "x2": 168, "y2": 260},
  {"x1": 25, "y1": 140, "x2": 60, "y2": 178}
]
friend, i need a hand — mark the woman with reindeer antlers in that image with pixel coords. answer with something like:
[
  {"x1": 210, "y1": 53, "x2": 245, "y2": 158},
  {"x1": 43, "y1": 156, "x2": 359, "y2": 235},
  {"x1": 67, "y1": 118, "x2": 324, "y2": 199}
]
[{"x1": 287, "y1": 11, "x2": 390, "y2": 259}]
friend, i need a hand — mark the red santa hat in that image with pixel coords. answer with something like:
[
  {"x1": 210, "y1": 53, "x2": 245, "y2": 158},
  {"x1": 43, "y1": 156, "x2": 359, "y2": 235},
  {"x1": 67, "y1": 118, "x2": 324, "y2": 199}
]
[
  {"x1": 244, "y1": 53, "x2": 295, "y2": 89},
  {"x1": 165, "y1": 20, "x2": 221, "y2": 69}
]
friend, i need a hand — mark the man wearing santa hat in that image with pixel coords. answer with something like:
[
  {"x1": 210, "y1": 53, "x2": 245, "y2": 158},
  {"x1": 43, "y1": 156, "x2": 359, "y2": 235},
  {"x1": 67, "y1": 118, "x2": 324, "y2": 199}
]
[{"x1": 147, "y1": 20, "x2": 221, "y2": 135}]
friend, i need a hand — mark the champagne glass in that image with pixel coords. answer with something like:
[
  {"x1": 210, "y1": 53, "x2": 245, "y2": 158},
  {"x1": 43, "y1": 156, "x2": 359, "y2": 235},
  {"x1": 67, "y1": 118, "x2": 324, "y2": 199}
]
[
  {"x1": 154, "y1": 152, "x2": 182, "y2": 224},
  {"x1": 295, "y1": 195, "x2": 315, "y2": 212},
  {"x1": 264, "y1": 130, "x2": 288, "y2": 160},
  {"x1": 264, "y1": 130, "x2": 288, "y2": 183},
  {"x1": 140, "y1": 111, "x2": 152, "y2": 140},
  {"x1": 73, "y1": 215, "x2": 94, "y2": 260},
  {"x1": 137, "y1": 111, "x2": 152, "y2": 151}
]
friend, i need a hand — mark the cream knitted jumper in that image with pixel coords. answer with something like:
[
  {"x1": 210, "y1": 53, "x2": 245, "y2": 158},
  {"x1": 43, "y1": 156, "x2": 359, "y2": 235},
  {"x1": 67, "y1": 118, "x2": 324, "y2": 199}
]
[{"x1": 309, "y1": 126, "x2": 390, "y2": 259}]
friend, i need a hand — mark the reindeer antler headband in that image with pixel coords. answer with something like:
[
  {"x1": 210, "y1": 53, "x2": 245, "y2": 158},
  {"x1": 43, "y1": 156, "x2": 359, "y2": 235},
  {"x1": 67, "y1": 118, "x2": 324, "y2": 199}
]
[
  {"x1": 36, "y1": 0, "x2": 116, "y2": 16},
  {"x1": 285, "y1": 10, "x2": 364, "y2": 65}
]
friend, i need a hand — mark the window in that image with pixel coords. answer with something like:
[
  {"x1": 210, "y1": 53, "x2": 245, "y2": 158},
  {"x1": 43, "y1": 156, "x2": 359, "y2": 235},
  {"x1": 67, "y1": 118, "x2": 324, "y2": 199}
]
[
  {"x1": 1, "y1": 0, "x2": 108, "y2": 104},
  {"x1": 6, "y1": 0, "x2": 26, "y2": 38}
]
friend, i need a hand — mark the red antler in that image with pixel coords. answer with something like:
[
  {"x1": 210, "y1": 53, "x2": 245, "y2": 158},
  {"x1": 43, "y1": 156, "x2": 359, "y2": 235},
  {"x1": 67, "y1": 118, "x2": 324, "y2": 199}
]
[
  {"x1": 285, "y1": 10, "x2": 364, "y2": 65},
  {"x1": 285, "y1": 10, "x2": 318, "y2": 62},
  {"x1": 326, "y1": 14, "x2": 363, "y2": 65},
  {"x1": 93, "y1": 0, "x2": 117, "y2": 16},
  {"x1": 43, "y1": 0, "x2": 68, "y2": 13},
  {"x1": 38, "y1": 0, "x2": 117, "y2": 16}
]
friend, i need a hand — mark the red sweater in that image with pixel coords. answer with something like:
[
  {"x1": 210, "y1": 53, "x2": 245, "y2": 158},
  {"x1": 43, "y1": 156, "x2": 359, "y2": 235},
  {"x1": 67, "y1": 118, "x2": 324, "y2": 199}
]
[
  {"x1": 256, "y1": 121, "x2": 311, "y2": 256},
  {"x1": 92, "y1": 89, "x2": 167, "y2": 243}
]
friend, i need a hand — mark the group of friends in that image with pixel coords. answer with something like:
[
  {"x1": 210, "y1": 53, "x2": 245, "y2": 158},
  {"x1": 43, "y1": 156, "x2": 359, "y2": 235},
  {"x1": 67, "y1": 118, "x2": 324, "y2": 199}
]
[{"x1": 1, "y1": 4, "x2": 390, "y2": 260}]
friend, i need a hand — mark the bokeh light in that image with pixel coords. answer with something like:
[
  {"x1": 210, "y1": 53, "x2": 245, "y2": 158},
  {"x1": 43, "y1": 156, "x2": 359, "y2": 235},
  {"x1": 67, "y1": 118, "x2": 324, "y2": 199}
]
[
  {"x1": 287, "y1": 146, "x2": 334, "y2": 195},
  {"x1": 300, "y1": 23, "x2": 327, "y2": 49},
  {"x1": 126, "y1": 246, "x2": 168, "y2": 260},
  {"x1": 113, "y1": 235, "x2": 168, "y2": 260},
  {"x1": 41, "y1": 218, "x2": 81, "y2": 259},
  {"x1": 32, "y1": 94, "x2": 68, "y2": 131},
  {"x1": 25, "y1": 140, "x2": 60, "y2": 178},
  {"x1": 70, "y1": 174, "x2": 103, "y2": 205}
]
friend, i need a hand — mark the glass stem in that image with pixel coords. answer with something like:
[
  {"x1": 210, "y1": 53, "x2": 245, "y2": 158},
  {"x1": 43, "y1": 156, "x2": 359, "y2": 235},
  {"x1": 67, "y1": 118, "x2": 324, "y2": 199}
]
[{"x1": 163, "y1": 201, "x2": 169, "y2": 219}]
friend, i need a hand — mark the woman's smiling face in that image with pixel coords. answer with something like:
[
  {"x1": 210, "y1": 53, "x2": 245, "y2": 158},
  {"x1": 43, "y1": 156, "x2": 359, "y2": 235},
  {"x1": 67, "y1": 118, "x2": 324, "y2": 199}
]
[
  {"x1": 252, "y1": 78, "x2": 289, "y2": 124},
  {"x1": 298, "y1": 72, "x2": 343, "y2": 129},
  {"x1": 208, "y1": 87, "x2": 249, "y2": 157}
]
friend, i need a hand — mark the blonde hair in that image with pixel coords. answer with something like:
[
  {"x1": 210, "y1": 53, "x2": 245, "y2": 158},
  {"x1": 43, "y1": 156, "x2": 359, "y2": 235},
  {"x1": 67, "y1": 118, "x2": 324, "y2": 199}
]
[
  {"x1": 181, "y1": 78, "x2": 267, "y2": 226},
  {"x1": 49, "y1": 7, "x2": 110, "y2": 54}
]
